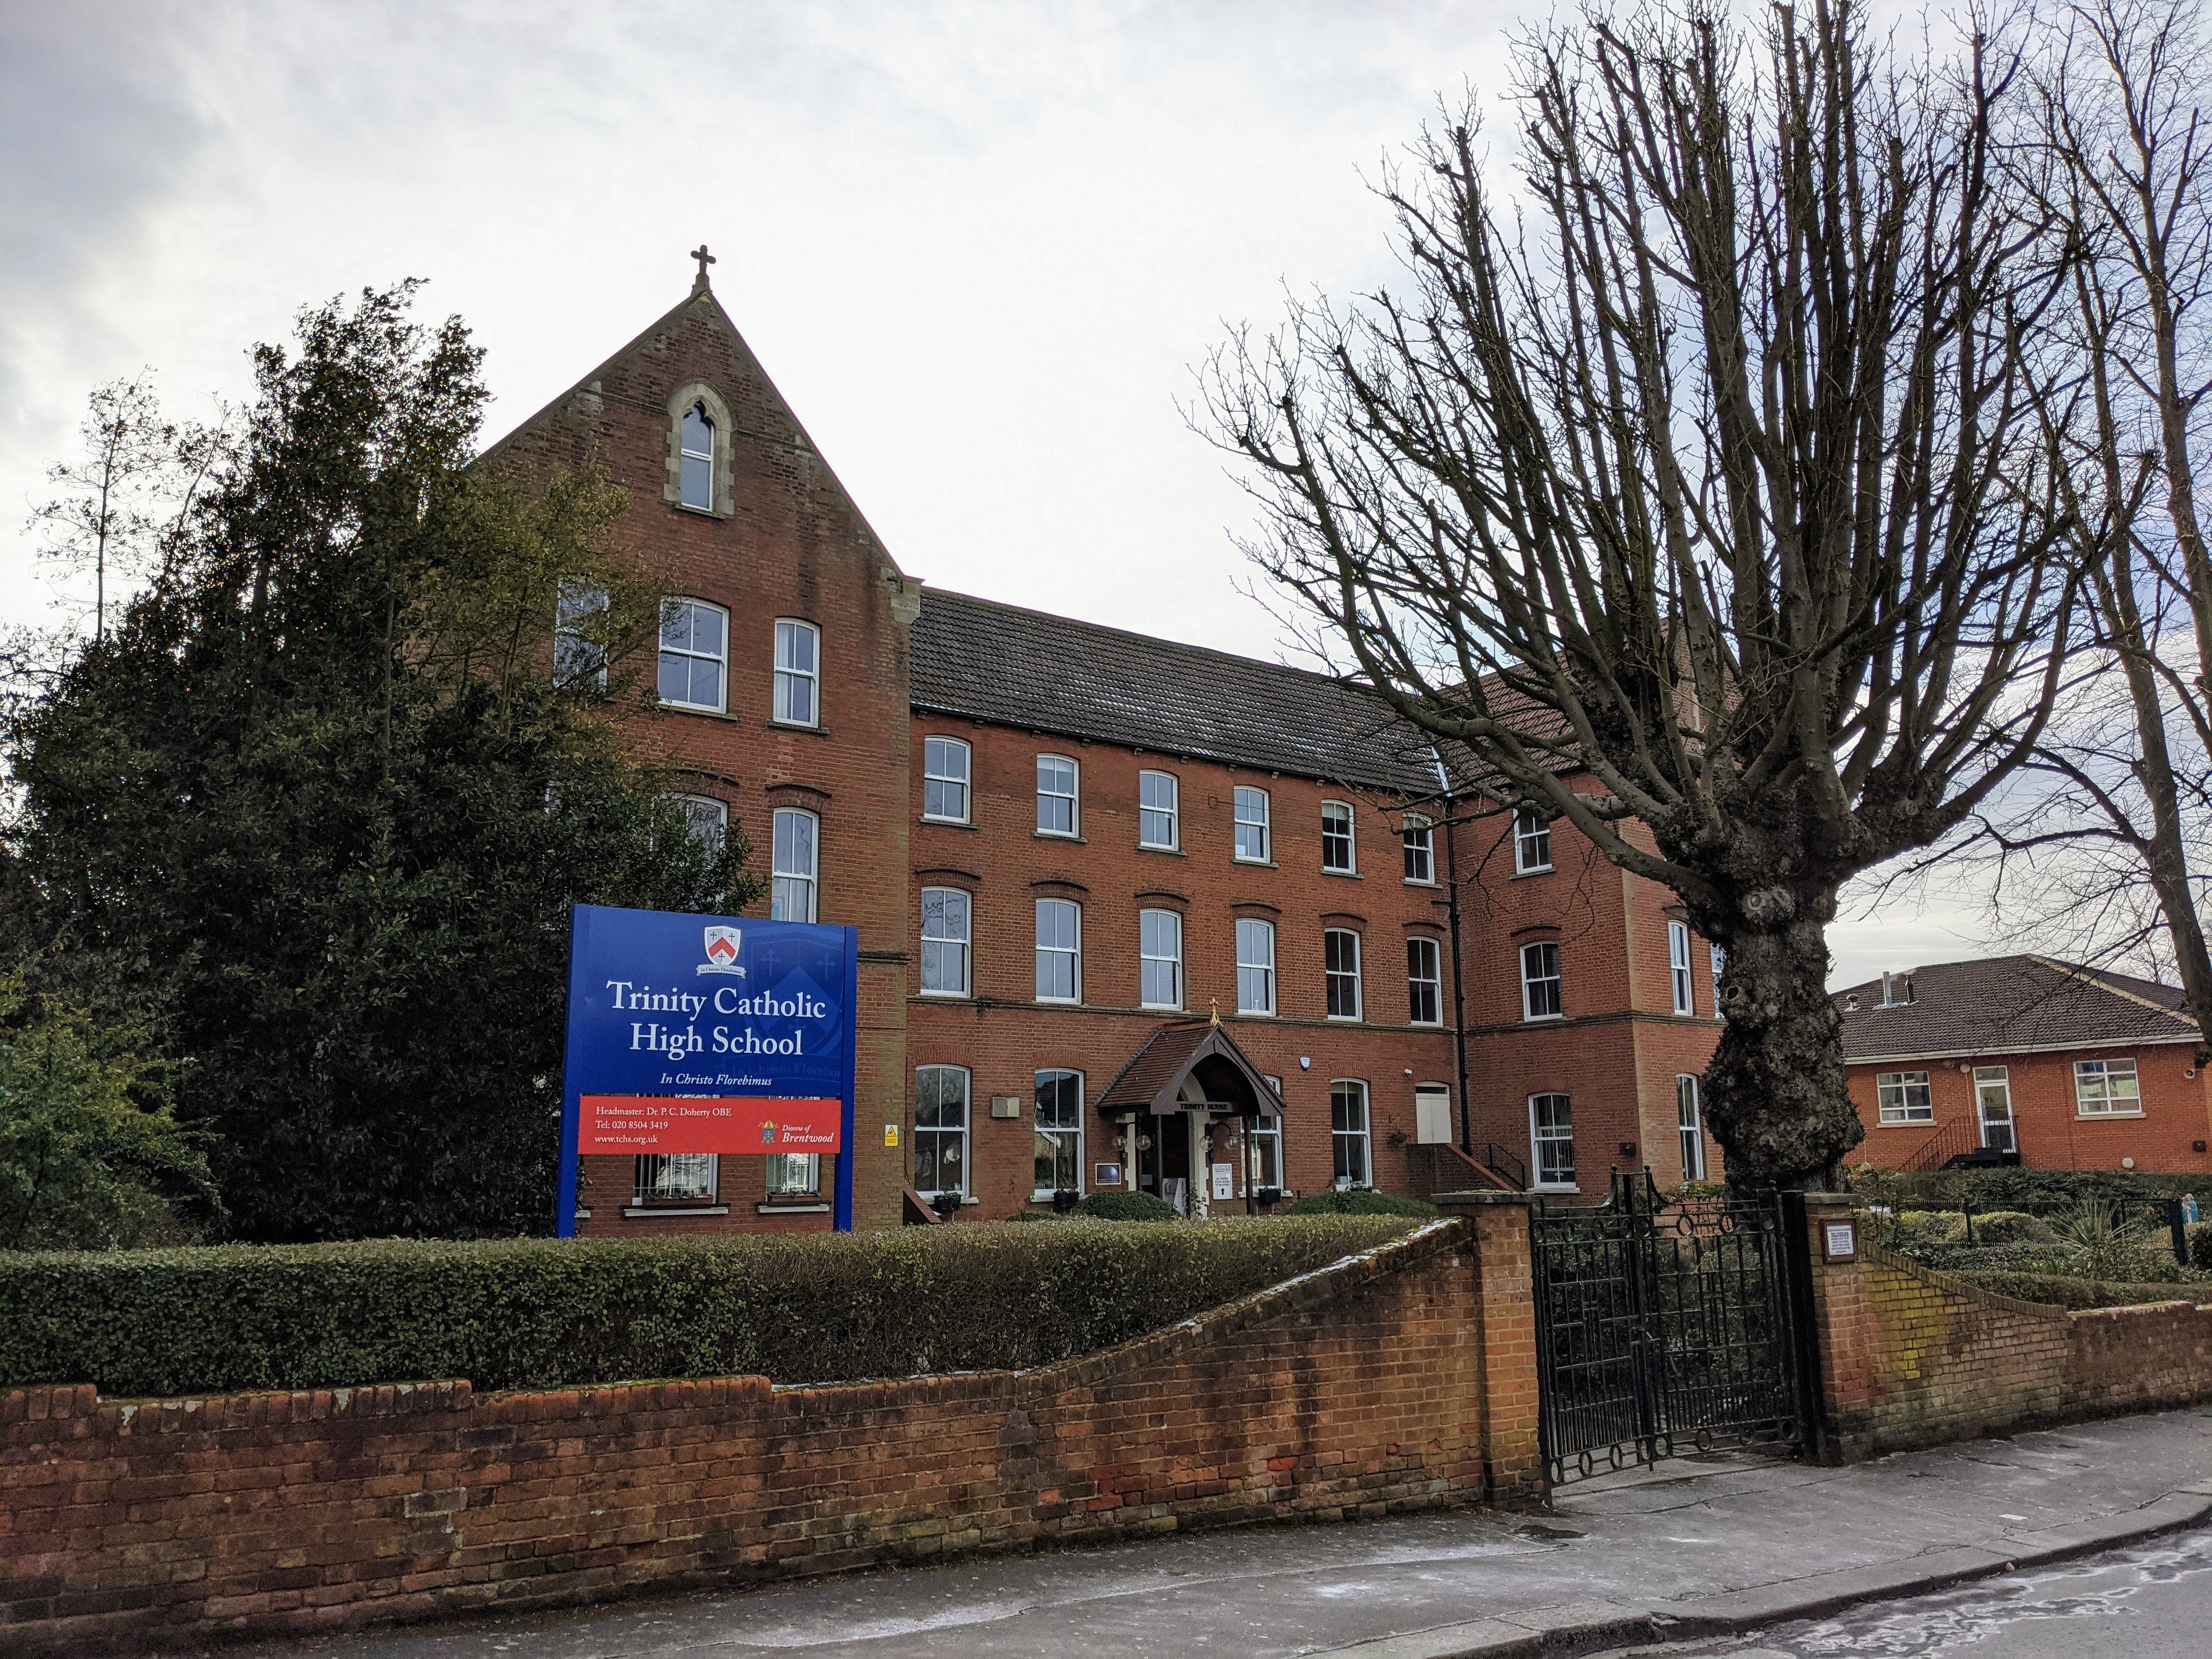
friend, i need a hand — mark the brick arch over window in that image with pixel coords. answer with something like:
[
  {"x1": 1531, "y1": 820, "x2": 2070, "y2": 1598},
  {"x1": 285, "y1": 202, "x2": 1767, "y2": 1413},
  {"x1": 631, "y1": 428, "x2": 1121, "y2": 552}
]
[{"x1": 664, "y1": 382, "x2": 736, "y2": 516}]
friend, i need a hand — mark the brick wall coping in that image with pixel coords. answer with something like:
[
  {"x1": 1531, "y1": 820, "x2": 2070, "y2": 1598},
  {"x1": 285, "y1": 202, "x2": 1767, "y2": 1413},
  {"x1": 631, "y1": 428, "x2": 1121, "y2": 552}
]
[
  {"x1": 0, "y1": 1218, "x2": 1466, "y2": 1435},
  {"x1": 1861, "y1": 1240, "x2": 2212, "y2": 1320}
]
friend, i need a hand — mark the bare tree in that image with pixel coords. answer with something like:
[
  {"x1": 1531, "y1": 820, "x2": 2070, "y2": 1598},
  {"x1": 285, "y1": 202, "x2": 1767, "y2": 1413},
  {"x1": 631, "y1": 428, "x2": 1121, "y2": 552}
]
[
  {"x1": 1980, "y1": 0, "x2": 2212, "y2": 1054},
  {"x1": 26, "y1": 375, "x2": 223, "y2": 644},
  {"x1": 1204, "y1": 0, "x2": 2081, "y2": 1188}
]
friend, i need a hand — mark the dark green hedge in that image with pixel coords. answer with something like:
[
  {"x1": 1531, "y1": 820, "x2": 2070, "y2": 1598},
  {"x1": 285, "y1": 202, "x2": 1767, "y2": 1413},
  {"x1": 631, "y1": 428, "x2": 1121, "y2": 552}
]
[
  {"x1": 1858, "y1": 1167, "x2": 2206, "y2": 1215},
  {"x1": 1286, "y1": 1190, "x2": 1438, "y2": 1218},
  {"x1": 0, "y1": 1215, "x2": 1416, "y2": 1397},
  {"x1": 1954, "y1": 1269, "x2": 2212, "y2": 1310},
  {"x1": 1074, "y1": 1190, "x2": 1177, "y2": 1221}
]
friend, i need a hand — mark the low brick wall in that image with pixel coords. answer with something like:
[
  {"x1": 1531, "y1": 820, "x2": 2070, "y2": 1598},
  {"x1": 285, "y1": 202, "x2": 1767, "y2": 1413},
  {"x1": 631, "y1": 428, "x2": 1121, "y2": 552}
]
[
  {"x1": 1804, "y1": 1205, "x2": 2212, "y2": 1458},
  {"x1": 1, "y1": 1216, "x2": 1537, "y2": 1656}
]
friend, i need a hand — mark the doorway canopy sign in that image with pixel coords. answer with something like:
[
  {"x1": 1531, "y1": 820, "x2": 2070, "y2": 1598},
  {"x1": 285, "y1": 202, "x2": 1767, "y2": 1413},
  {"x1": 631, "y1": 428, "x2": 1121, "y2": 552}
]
[{"x1": 558, "y1": 904, "x2": 859, "y2": 1234}]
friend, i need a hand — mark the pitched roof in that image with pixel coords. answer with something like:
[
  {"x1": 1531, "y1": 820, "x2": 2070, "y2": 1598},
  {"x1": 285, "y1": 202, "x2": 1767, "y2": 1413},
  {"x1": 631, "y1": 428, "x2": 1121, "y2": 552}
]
[
  {"x1": 1833, "y1": 954, "x2": 2200, "y2": 1063},
  {"x1": 1093, "y1": 1020, "x2": 1285, "y2": 1118},
  {"x1": 910, "y1": 588, "x2": 1449, "y2": 795}
]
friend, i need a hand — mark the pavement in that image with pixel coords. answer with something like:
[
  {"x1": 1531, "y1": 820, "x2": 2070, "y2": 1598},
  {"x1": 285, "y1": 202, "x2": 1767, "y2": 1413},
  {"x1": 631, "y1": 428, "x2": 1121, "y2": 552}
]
[{"x1": 218, "y1": 1407, "x2": 2212, "y2": 1659}]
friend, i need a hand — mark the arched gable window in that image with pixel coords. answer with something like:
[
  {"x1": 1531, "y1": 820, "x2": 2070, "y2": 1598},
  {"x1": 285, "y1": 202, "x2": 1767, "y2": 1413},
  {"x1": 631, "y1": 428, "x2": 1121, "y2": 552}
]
[
  {"x1": 679, "y1": 404, "x2": 715, "y2": 509},
  {"x1": 664, "y1": 383, "x2": 732, "y2": 515}
]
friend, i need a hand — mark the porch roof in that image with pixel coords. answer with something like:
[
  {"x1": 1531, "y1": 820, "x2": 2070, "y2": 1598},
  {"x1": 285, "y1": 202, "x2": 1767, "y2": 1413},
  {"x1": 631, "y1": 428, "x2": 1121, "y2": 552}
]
[{"x1": 1093, "y1": 1020, "x2": 1284, "y2": 1119}]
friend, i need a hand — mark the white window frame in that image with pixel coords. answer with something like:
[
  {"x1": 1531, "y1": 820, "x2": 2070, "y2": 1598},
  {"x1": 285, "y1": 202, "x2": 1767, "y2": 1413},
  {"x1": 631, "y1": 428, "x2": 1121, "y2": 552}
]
[
  {"x1": 1139, "y1": 908, "x2": 1183, "y2": 1010},
  {"x1": 913, "y1": 1065, "x2": 970, "y2": 1200},
  {"x1": 678, "y1": 402, "x2": 715, "y2": 511},
  {"x1": 1324, "y1": 928, "x2": 1363, "y2": 1020},
  {"x1": 670, "y1": 794, "x2": 728, "y2": 850},
  {"x1": 1236, "y1": 917, "x2": 1277, "y2": 1015},
  {"x1": 1669, "y1": 921, "x2": 1695, "y2": 1015},
  {"x1": 1530, "y1": 1093, "x2": 1575, "y2": 1190},
  {"x1": 922, "y1": 736, "x2": 971, "y2": 824},
  {"x1": 1407, "y1": 935, "x2": 1443, "y2": 1026},
  {"x1": 1974, "y1": 1064, "x2": 2017, "y2": 1152},
  {"x1": 1246, "y1": 1113, "x2": 1284, "y2": 1191},
  {"x1": 1036, "y1": 754, "x2": 1080, "y2": 838},
  {"x1": 1035, "y1": 898, "x2": 1082, "y2": 1004},
  {"x1": 1514, "y1": 806, "x2": 1553, "y2": 874},
  {"x1": 553, "y1": 582, "x2": 608, "y2": 691},
  {"x1": 919, "y1": 887, "x2": 972, "y2": 997},
  {"x1": 634, "y1": 1152, "x2": 718, "y2": 1204},
  {"x1": 1032, "y1": 1069, "x2": 1085, "y2": 1198},
  {"x1": 2074, "y1": 1056, "x2": 2143, "y2": 1117},
  {"x1": 1403, "y1": 815, "x2": 1435, "y2": 884},
  {"x1": 766, "y1": 1152, "x2": 820, "y2": 1198},
  {"x1": 1330, "y1": 1079, "x2": 1372, "y2": 1189},
  {"x1": 1321, "y1": 800, "x2": 1357, "y2": 873},
  {"x1": 770, "y1": 808, "x2": 818, "y2": 923},
  {"x1": 1677, "y1": 1075, "x2": 1705, "y2": 1183},
  {"x1": 1233, "y1": 786, "x2": 1271, "y2": 863},
  {"x1": 772, "y1": 618, "x2": 820, "y2": 727},
  {"x1": 1138, "y1": 769, "x2": 1180, "y2": 850},
  {"x1": 1875, "y1": 1070, "x2": 1934, "y2": 1125},
  {"x1": 657, "y1": 597, "x2": 729, "y2": 713},
  {"x1": 1520, "y1": 940, "x2": 1562, "y2": 1021}
]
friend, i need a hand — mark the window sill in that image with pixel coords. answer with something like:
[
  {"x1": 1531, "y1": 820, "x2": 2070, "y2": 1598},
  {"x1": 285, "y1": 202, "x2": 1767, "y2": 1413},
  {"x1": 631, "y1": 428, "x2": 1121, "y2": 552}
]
[
  {"x1": 1521, "y1": 1013, "x2": 1565, "y2": 1024},
  {"x1": 1036, "y1": 830, "x2": 1084, "y2": 843},
  {"x1": 757, "y1": 1201, "x2": 830, "y2": 1214},
  {"x1": 919, "y1": 817, "x2": 979, "y2": 830},
  {"x1": 1322, "y1": 868, "x2": 1363, "y2": 879},
  {"x1": 2077, "y1": 1110, "x2": 2146, "y2": 1120},
  {"x1": 1875, "y1": 1119, "x2": 1936, "y2": 1129},
  {"x1": 1235, "y1": 1008, "x2": 1276, "y2": 1019},
  {"x1": 1404, "y1": 878, "x2": 1438, "y2": 888},
  {"x1": 1233, "y1": 857, "x2": 1278, "y2": 868},
  {"x1": 671, "y1": 501, "x2": 725, "y2": 519},
  {"x1": 658, "y1": 702, "x2": 738, "y2": 721},
  {"x1": 917, "y1": 989, "x2": 973, "y2": 1001},
  {"x1": 1139, "y1": 843, "x2": 1185, "y2": 856},
  {"x1": 1030, "y1": 1190, "x2": 1082, "y2": 1204},
  {"x1": 1035, "y1": 997, "x2": 1084, "y2": 1008},
  {"x1": 1326, "y1": 1014, "x2": 1363, "y2": 1024},
  {"x1": 1533, "y1": 1184, "x2": 1581, "y2": 1195},
  {"x1": 620, "y1": 1203, "x2": 730, "y2": 1218},
  {"x1": 1513, "y1": 866, "x2": 1554, "y2": 879},
  {"x1": 766, "y1": 720, "x2": 828, "y2": 737}
]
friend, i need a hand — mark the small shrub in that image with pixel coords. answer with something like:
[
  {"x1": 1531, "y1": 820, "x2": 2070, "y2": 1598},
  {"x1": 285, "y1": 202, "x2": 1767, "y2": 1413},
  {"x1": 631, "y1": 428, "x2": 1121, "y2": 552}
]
[
  {"x1": 1286, "y1": 1189, "x2": 1438, "y2": 1218},
  {"x1": 1888, "y1": 1210, "x2": 1966, "y2": 1246},
  {"x1": 1074, "y1": 1190, "x2": 1178, "y2": 1222},
  {"x1": 1970, "y1": 1211, "x2": 2053, "y2": 1246},
  {"x1": 2191, "y1": 1220, "x2": 2212, "y2": 1271},
  {"x1": 0, "y1": 1214, "x2": 1416, "y2": 1396}
]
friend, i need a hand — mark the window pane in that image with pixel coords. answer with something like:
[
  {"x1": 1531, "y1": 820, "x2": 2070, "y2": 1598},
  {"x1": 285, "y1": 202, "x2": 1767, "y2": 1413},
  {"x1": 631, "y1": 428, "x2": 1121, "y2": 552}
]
[
  {"x1": 1033, "y1": 1069, "x2": 1082, "y2": 1193},
  {"x1": 1139, "y1": 771, "x2": 1179, "y2": 848},
  {"x1": 766, "y1": 1153, "x2": 819, "y2": 1195},
  {"x1": 1325, "y1": 929, "x2": 1362, "y2": 1019},
  {"x1": 921, "y1": 888, "x2": 970, "y2": 995},
  {"x1": 1677, "y1": 1075, "x2": 1703, "y2": 1182},
  {"x1": 1516, "y1": 809, "x2": 1551, "y2": 872},
  {"x1": 1322, "y1": 802, "x2": 1355, "y2": 871},
  {"x1": 771, "y1": 809, "x2": 817, "y2": 923},
  {"x1": 1141, "y1": 909, "x2": 1182, "y2": 1008},
  {"x1": 1531, "y1": 1094, "x2": 1575, "y2": 1187},
  {"x1": 1408, "y1": 936, "x2": 1441, "y2": 1025},
  {"x1": 1236, "y1": 917, "x2": 1276, "y2": 1014},
  {"x1": 1403, "y1": 818, "x2": 1433, "y2": 883},
  {"x1": 1036, "y1": 899, "x2": 1081, "y2": 1001},
  {"x1": 923, "y1": 738, "x2": 970, "y2": 821},
  {"x1": 1331, "y1": 1081, "x2": 1369, "y2": 1187},
  {"x1": 1234, "y1": 787, "x2": 1269, "y2": 860},
  {"x1": 914, "y1": 1067, "x2": 969, "y2": 1196},
  {"x1": 1037, "y1": 756, "x2": 1077, "y2": 834},
  {"x1": 1522, "y1": 941, "x2": 1561, "y2": 1018}
]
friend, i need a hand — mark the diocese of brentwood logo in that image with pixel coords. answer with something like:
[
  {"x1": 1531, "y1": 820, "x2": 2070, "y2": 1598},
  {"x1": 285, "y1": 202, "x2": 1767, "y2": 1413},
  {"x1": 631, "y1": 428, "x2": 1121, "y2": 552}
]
[
  {"x1": 759, "y1": 1118, "x2": 778, "y2": 1146},
  {"x1": 698, "y1": 926, "x2": 746, "y2": 978}
]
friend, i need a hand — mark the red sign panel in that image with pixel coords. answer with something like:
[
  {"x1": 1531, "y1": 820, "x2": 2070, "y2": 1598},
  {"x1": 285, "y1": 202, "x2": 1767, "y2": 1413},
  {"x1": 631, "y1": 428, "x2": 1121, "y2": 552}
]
[{"x1": 578, "y1": 1095, "x2": 844, "y2": 1155}]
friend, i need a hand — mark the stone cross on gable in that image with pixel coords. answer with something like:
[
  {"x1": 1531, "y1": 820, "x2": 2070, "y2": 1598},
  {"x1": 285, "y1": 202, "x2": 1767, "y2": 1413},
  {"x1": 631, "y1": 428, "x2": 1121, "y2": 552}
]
[{"x1": 690, "y1": 245, "x2": 716, "y2": 287}]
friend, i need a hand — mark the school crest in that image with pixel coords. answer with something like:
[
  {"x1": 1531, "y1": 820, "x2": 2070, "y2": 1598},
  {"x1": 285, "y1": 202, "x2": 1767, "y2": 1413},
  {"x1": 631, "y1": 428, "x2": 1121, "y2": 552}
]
[{"x1": 698, "y1": 926, "x2": 746, "y2": 977}]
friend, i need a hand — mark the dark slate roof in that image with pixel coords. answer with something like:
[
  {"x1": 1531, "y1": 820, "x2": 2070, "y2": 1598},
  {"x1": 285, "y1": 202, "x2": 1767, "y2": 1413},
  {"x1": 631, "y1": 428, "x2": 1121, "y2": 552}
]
[
  {"x1": 910, "y1": 589, "x2": 1449, "y2": 795},
  {"x1": 1093, "y1": 1022, "x2": 1284, "y2": 1118},
  {"x1": 1834, "y1": 955, "x2": 2199, "y2": 1063}
]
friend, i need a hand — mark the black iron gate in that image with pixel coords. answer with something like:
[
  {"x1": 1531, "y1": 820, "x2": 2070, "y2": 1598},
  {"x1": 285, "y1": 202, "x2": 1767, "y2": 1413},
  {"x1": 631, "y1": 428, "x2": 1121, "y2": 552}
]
[{"x1": 1531, "y1": 1173, "x2": 1805, "y2": 1485}]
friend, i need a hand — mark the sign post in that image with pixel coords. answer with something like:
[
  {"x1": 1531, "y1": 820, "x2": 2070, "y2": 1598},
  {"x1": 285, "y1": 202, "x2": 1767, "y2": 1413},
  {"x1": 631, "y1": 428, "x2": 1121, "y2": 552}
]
[{"x1": 557, "y1": 904, "x2": 859, "y2": 1236}]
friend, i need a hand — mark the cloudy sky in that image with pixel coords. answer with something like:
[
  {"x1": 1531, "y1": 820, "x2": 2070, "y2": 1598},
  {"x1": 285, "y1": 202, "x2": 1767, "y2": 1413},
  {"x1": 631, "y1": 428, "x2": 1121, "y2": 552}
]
[{"x1": 0, "y1": 0, "x2": 1990, "y2": 985}]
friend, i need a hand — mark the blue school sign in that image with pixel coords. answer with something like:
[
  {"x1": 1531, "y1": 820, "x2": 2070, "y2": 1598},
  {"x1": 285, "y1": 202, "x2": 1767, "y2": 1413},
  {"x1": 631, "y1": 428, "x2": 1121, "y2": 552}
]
[{"x1": 557, "y1": 904, "x2": 859, "y2": 1234}]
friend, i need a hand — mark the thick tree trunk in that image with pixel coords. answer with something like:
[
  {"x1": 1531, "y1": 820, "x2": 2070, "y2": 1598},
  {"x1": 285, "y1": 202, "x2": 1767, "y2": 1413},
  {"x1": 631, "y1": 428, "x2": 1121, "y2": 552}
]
[{"x1": 1703, "y1": 895, "x2": 1862, "y2": 1190}]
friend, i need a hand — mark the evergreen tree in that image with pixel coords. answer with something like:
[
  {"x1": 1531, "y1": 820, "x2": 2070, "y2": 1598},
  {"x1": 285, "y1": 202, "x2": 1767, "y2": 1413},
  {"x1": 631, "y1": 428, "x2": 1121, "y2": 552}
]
[{"x1": 2, "y1": 286, "x2": 758, "y2": 1241}]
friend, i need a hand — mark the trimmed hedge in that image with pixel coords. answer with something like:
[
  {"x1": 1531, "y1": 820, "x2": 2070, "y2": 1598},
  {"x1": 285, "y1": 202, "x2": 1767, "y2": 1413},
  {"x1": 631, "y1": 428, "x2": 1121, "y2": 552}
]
[
  {"x1": 1854, "y1": 1167, "x2": 2205, "y2": 1215},
  {"x1": 1956, "y1": 1269, "x2": 2212, "y2": 1311},
  {"x1": 1286, "y1": 1190, "x2": 1438, "y2": 1218},
  {"x1": 0, "y1": 1215, "x2": 1415, "y2": 1397},
  {"x1": 1074, "y1": 1190, "x2": 1177, "y2": 1221}
]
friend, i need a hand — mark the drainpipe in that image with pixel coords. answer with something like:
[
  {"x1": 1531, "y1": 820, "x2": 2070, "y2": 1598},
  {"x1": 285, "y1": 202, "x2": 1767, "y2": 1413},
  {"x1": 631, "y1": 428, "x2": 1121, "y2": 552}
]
[{"x1": 1445, "y1": 792, "x2": 1473, "y2": 1156}]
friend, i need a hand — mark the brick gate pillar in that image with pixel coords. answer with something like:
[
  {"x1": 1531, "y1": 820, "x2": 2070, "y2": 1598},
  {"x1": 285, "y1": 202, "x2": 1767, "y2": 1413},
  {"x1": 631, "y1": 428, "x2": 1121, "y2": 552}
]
[
  {"x1": 1433, "y1": 1190, "x2": 1545, "y2": 1499},
  {"x1": 1791, "y1": 1192, "x2": 1878, "y2": 1464}
]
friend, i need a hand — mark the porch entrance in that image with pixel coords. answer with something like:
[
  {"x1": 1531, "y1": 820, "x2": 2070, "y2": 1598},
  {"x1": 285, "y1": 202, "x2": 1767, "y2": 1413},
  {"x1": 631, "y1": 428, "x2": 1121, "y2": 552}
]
[{"x1": 1530, "y1": 1173, "x2": 1805, "y2": 1485}]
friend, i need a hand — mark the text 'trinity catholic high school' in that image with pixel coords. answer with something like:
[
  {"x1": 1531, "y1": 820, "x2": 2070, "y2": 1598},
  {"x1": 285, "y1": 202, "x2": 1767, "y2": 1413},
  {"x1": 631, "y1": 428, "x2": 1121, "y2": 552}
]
[{"x1": 497, "y1": 260, "x2": 2212, "y2": 1236}]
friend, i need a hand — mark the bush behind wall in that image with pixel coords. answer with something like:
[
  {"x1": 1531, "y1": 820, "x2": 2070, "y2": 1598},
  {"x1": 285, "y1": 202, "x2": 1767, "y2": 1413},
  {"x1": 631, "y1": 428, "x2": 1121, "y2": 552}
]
[{"x1": 0, "y1": 1215, "x2": 1417, "y2": 1397}]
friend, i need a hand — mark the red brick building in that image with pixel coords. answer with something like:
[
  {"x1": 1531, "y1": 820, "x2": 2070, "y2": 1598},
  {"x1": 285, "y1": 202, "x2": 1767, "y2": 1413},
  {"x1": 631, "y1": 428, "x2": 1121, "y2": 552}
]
[
  {"x1": 1837, "y1": 956, "x2": 2212, "y2": 1176},
  {"x1": 494, "y1": 269, "x2": 1725, "y2": 1231}
]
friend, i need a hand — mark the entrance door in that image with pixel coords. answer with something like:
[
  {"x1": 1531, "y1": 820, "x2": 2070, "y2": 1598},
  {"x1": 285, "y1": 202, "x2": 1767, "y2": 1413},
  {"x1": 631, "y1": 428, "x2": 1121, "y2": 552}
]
[
  {"x1": 1139, "y1": 1110, "x2": 1193, "y2": 1212},
  {"x1": 1973, "y1": 1065, "x2": 2015, "y2": 1153}
]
